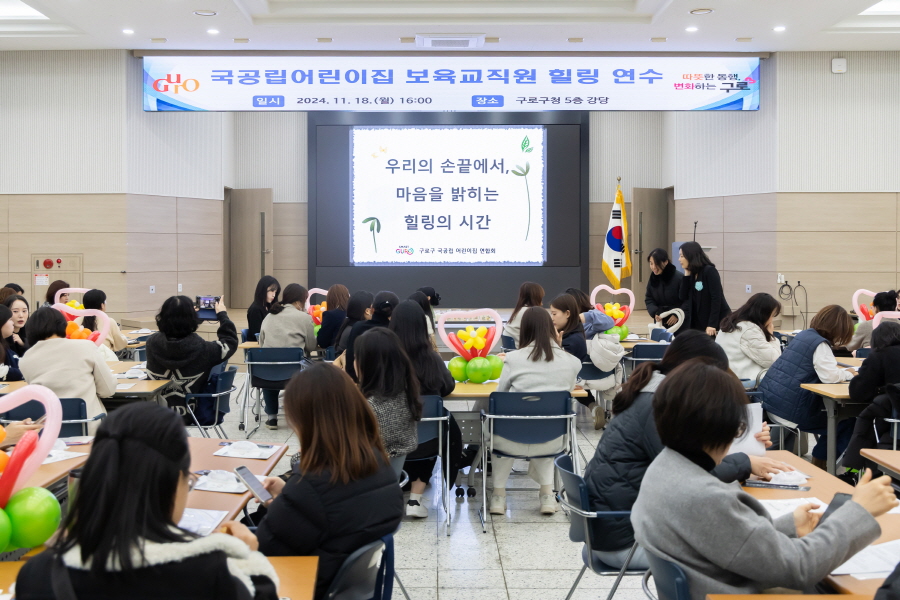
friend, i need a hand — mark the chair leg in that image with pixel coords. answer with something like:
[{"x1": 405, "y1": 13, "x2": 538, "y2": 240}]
[
  {"x1": 184, "y1": 403, "x2": 209, "y2": 438},
  {"x1": 479, "y1": 419, "x2": 488, "y2": 533},
  {"x1": 394, "y1": 572, "x2": 412, "y2": 600},
  {"x1": 564, "y1": 564, "x2": 588, "y2": 600},
  {"x1": 604, "y1": 542, "x2": 638, "y2": 600},
  {"x1": 894, "y1": 422, "x2": 898, "y2": 451},
  {"x1": 246, "y1": 390, "x2": 262, "y2": 439}
]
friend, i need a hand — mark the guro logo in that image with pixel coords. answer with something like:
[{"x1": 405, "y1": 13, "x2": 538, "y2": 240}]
[
  {"x1": 152, "y1": 74, "x2": 200, "y2": 94},
  {"x1": 396, "y1": 246, "x2": 415, "y2": 256}
]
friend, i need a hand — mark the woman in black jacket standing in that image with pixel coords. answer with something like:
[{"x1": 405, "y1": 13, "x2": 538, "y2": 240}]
[
  {"x1": 644, "y1": 248, "x2": 683, "y2": 327},
  {"x1": 256, "y1": 364, "x2": 403, "y2": 600},
  {"x1": 678, "y1": 241, "x2": 731, "y2": 335},
  {"x1": 246, "y1": 276, "x2": 281, "y2": 341}
]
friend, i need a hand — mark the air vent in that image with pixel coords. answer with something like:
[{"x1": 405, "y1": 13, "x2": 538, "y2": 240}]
[{"x1": 415, "y1": 34, "x2": 485, "y2": 48}]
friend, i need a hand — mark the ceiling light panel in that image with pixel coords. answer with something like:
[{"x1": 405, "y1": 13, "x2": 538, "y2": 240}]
[
  {"x1": 193, "y1": 10, "x2": 217, "y2": 16},
  {"x1": 690, "y1": 9, "x2": 713, "y2": 15}
]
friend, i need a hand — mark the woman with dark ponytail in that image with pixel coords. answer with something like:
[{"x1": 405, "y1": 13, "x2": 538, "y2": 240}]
[
  {"x1": 76, "y1": 289, "x2": 129, "y2": 353},
  {"x1": 343, "y1": 291, "x2": 399, "y2": 381},
  {"x1": 15, "y1": 402, "x2": 278, "y2": 600},
  {"x1": 582, "y1": 330, "x2": 788, "y2": 570}
]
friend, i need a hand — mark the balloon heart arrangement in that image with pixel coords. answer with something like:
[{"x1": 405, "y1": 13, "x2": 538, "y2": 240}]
[
  {"x1": 437, "y1": 309, "x2": 504, "y2": 384},
  {"x1": 305, "y1": 288, "x2": 329, "y2": 337},
  {"x1": 590, "y1": 285, "x2": 636, "y2": 341},
  {"x1": 52, "y1": 289, "x2": 110, "y2": 348},
  {"x1": 852, "y1": 289, "x2": 878, "y2": 322},
  {"x1": 0, "y1": 385, "x2": 64, "y2": 552}
]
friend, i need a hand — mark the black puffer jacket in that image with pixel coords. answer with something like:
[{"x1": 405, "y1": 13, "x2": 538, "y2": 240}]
[
  {"x1": 256, "y1": 456, "x2": 403, "y2": 600},
  {"x1": 645, "y1": 262, "x2": 683, "y2": 320},
  {"x1": 583, "y1": 373, "x2": 752, "y2": 552}
]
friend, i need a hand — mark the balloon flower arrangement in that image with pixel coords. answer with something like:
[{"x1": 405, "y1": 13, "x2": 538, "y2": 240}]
[
  {"x1": 590, "y1": 285, "x2": 636, "y2": 342},
  {"x1": 437, "y1": 310, "x2": 504, "y2": 384},
  {"x1": 0, "y1": 385, "x2": 65, "y2": 552},
  {"x1": 305, "y1": 287, "x2": 329, "y2": 338},
  {"x1": 52, "y1": 288, "x2": 110, "y2": 349}
]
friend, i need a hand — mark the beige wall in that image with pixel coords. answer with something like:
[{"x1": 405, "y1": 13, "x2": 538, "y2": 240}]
[
  {"x1": 272, "y1": 203, "x2": 308, "y2": 288},
  {"x1": 0, "y1": 194, "x2": 223, "y2": 322}
]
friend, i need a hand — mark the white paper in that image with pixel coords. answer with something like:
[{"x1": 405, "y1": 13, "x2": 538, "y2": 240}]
[
  {"x1": 61, "y1": 436, "x2": 93, "y2": 446},
  {"x1": 127, "y1": 329, "x2": 153, "y2": 334},
  {"x1": 759, "y1": 497, "x2": 828, "y2": 520},
  {"x1": 213, "y1": 444, "x2": 280, "y2": 460},
  {"x1": 177, "y1": 508, "x2": 228, "y2": 537},
  {"x1": 833, "y1": 539, "x2": 900, "y2": 575},
  {"x1": 42, "y1": 450, "x2": 88, "y2": 465},
  {"x1": 768, "y1": 471, "x2": 809, "y2": 486},
  {"x1": 115, "y1": 370, "x2": 147, "y2": 380},
  {"x1": 193, "y1": 472, "x2": 267, "y2": 494},
  {"x1": 853, "y1": 572, "x2": 893, "y2": 580},
  {"x1": 727, "y1": 403, "x2": 766, "y2": 457},
  {"x1": 116, "y1": 383, "x2": 136, "y2": 390},
  {"x1": 625, "y1": 334, "x2": 641, "y2": 340}
]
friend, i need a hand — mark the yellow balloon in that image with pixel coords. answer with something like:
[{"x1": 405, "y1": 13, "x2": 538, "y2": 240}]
[
  {"x1": 464, "y1": 339, "x2": 476, "y2": 350},
  {"x1": 613, "y1": 303, "x2": 621, "y2": 309},
  {"x1": 475, "y1": 326, "x2": 488, "y2": 338},
  {"x1": 473, "y1": 337, "x2": 486, "y2": 349},
  {"x1": 457, "y1": 330, "x2": 470, "y2": 341},
  {"x1": 604, "y1": 303, "x2": 613, "y2": 311}
]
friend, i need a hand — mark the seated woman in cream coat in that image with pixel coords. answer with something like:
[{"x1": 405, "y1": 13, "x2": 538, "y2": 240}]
[
  {"x1": 715, "y1": 293, "x2": 783, "y2": 387},
  {"x1": 19, "y1": 307, "x2": 116, "y2": 432},
  {"x1": 75, "y1": 289, "x2": 130, "y2": 354}
]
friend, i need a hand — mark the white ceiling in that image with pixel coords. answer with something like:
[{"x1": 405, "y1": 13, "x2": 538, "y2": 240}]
[{"x1": 2, "y1": 0, "x2": 900, "y2": 52}]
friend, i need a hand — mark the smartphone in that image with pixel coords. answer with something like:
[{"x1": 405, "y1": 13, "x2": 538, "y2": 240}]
[
  {"x1": 234, "y1": 466, "x2": 273, "y2": 504},
  {"x1": 34, "y1": 415, "x2": 47, "y2": 425},
  {"x1": 195, "y1": 296, "x2": 221, "y2": 321},
  {"x1": 818, "y1": 492, "x2": 852, "y2": 525}
]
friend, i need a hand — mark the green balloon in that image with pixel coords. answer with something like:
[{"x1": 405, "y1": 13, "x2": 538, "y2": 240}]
[
  {"x1": 618, "y1": 325, "x2": 629, "y2": 341},
  {"x1": 466, "y1": 357, "x2": 493, "y2": 384},
  {"x1": 6, "y1": 487, "x2": 60, "y2": 549},
  {"x1": 485, "y1": 355, "x2": 504, "y2": 380},
  {"x1": 0, "y1": 509, "x2": 12, "y2": 552},
  {"x1": 448, "y1": 356, "x2": 469, "y2": 382},
  {"x1": 854, "y1": 322, "x2": 860, "y2": 332},
  {"x1": 607, "y1": 326, "x2": 622, "y2": 340}
]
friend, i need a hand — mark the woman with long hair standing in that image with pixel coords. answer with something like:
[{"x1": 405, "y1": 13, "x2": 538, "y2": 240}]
[{"x1": 678, "y1": 241, "x2": 730, "y2": 335}]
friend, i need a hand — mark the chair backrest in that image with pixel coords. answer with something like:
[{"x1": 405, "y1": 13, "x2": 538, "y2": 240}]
[
  {"x1": 501, "y1": 335, "x2": 516, "y2": 350},
  {"x1": 241, "y1": 328, "x2": 250, "y2": 343},
  {"x1": 579, "y1": 361, "x2": 615, "y2": 381},
  {"x1": 488, "y1": 391, "x2": 571, "y2": 445},
  {"x1": 214, "y1": 367, "x2": 238, "y2": 395},
  {"x1": 323, "y1": 539, "x2": 386, "y2": 600},
  {"x1": 650, "y1": 329, "x2": 673, "y2": 343},
  {"x1": 246, "y1": 347, "x2": 306, "y2": 382},
  {"x1": 4, "y1": 398, "x2": 88, "y2": 438},
  {"x1": 646, "y1": 551, "x2": 691, "y2": 600},
  {"x1": 416, "y1": 395, "x2": 445, "y2": 445},
  {"x1": 857, "y1": 347, "x2": 872, "y2": 359},
  {"x1": 554, "y1": 454, "x2": 591, "y2": 545},
  {"x1": 632, "y1": 344, "x2": 668, "y2": 360}
]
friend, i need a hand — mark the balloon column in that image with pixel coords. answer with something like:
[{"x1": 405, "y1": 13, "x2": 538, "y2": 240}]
[
  {"x1": 589, "y1": 285, "x2": 636, "y2": 342},
  {"x1": 0, "y1": 385, "x2": 63, "y2": 552},
  {"x1": 437, "y1": 310, "x2": 505, "y2": 384}
]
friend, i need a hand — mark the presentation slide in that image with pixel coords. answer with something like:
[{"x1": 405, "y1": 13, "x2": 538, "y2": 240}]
[{"x1": 351, "y1": 126, "x2": 546, "y2": 266}]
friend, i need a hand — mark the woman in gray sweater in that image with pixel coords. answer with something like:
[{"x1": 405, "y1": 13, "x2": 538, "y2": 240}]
[{"x1": 632, "y1": 360, "x2": 898, "y2": 600}]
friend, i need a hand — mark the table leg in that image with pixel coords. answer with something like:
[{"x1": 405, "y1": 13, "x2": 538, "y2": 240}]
[{"x1": 823, "y1": 396, "x2": 837, "y2": 475}]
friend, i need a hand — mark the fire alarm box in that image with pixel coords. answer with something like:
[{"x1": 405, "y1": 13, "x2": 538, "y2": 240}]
[{"x1": 31, "y1": 254, "x2": 83, "y2": 304}]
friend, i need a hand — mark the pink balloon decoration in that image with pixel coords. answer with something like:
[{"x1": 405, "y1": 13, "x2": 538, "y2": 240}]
[
  {"x1": 304, "y1": 288, "x2": 329, "y2": 310},
  {"x1": 589, "y1": 285, "x2": 636, "y2": 326},
  {"x1": 658, "y1": 308, "x2": 685, "y2": 334},
  {"x1": 437, "y1": 309, "x2": 504, "y2": 358},
  {"x1": 852, "y1": 289, "x2": 878, "y2": 321},
  {"x1": 0, "y1": 385, "x2": 61, "y2": 497},
  {"x1": 54, "y1": 287, "x2": 89, "y2": 306},
  {"x1": 873, "y1": 311, "x2": 900, "y2": 330},
  {"x1": 52, "y1": 303, "x2": 110, "y2": 348}
]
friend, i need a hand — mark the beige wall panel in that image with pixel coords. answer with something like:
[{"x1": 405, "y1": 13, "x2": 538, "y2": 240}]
[
  {"x1": 82, "y1": 272, "x2": 128, "y2": 314},
  {"x1": 722, "y1": 271, "x2": 779, "y2": 308},
  {"x1": 674, "y1": 197, "x2": 723, "y2": 234},
  {"x1": 7, "y1": 272, "x2": 30, "y2": 304},
  {"x1": 273, "y1": 235, "x2": 307, "y2": 271},
  {"x1": 724, "y1": 194, "x2": 777, "y2": 233},
  {"x1": 0, "y1": 234, "x2": 11, "y2": 274},
  {"x1": 674, "y1": 232, "x2": 724, "y2": 269},
  {"x1": 126, "y1": 271, "x2": 179, "y2": 313},
  {"x1": 724, "y1": 231, "x2": 776, "y2": 272},
  {"x1": 177, "y1": 197, "x2": 224, "y2": 235},
  {"x1": 777, "y1": 231, "x2": 896, "y2": 273},
  {"x1": 273, "y1": 270, "x2": 308, "y2": 287},
  {"x1": 127, "y1": 233, "x2": 177, "y2": 273},
  {"x1": 777, "y1": 193, "x2": 897, "y2": 232},
  {"x1": 126, "y1": 195, "x2": 176, "y2": 234},
  {"x1": 776, "y1": 272, "x2": 897, "y2": 314},
  {"x1": 0, "y1": 197, "x2": 11, "y2": 232},
  {"x1": 10, "y1": 232, "x2": 127, "y2": 272},
  {"x1": 273, "y1": 203, "x2": 308, "y2": 237},
  {"x1": 177, "y1": 234, "x2": 223, "y2": 272},
  {"x1": 9, "y1": 195, "x2": 127, "y2": 233},
  {"x1": 177, "y1": 271, "x2": 224, "y2": 302}
]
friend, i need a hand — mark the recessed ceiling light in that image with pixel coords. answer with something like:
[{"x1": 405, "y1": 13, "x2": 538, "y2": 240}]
[
  {"x1": 685, "y1": 26, "x2": 698, "y2": 32},
  {"x1": 690, "y1": 8, "x2": 713, "y2": 15},
  {"x1": 400, "y1": 37, "x2": 415, "y2": 43},
  {"x1": 567, "y1": 37, "x2": 584, "y2": 42},
  {"x1": 316, "y1": 37, "x2": 333, "y2": 42},
  {"x1": 651, "y1": 37, "x2": 667, "y2": 42},
  {"x1": 233, "y1": 38, "x2": 249, "y2": 43},
  {"x1": 193, "y1": 10, "x2": 217, "y2": 16},
  {"x1": 207, "y1": 29, "x2": 219, "y2": 34},
  {"x1": 736, "y1": 37, "x2": 752, "y2": 42},
  {"x1": 122, "y1": 29, "x2": 134, "y2": 34},
  {"x1": 485, "y1": 37, "x2": 500, "y2": 43},
  {"x1": 773, "y1": 26, "x2": 786, "y2": 32},
  {"x1": 151, "y1": 38, "x2": 167, "y2": 43}
]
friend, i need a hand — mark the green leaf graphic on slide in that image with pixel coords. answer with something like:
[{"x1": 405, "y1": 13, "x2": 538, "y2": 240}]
[
  {"x1": 362, "y1": 217, "x2": 381, "y2": 252},
  {"x1": 512, "y1": 134, "x2": 534, "y2": 240}
]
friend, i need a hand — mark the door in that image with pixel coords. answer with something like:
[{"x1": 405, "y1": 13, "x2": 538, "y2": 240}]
[
  {"x1": 631, "y1": 188, "x2": 669, "y2": 310},
  {"x1": 229, "y1": 189, "x2": 274, "y2": 309}
]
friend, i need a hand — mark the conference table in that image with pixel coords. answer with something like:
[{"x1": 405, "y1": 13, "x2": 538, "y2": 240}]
[
  {"x1": 799, "y1": 383, "x2": 867, "y2": 475},
  {"x1": 0, "y1": 556, "x2": 318, "y2": 600},
  {"x1": 0, "y1": 377, "x2": 170, "y2": 405},
  {"x1": 861, "y1": 448, "x2": 900, "y2": 480},
  {"x1": 743, "y1": 450, "x2": 900, "y2": 595}
]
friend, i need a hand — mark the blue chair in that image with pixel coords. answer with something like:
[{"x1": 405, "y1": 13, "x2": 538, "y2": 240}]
[
  {"x1": 642, "y1": 550, "x2": 690, "y2": 600},
  {"x1": 479, "y1": 391, "x2": 576, "y2": 531},
  {"x1": 325, "y1": 345, "x2": 336, "y2": 361},
  {"x1": 857, "y1": 347, "x2": 872, "y2": 359},
  {"x1": 624, "y1": 343, "x2": 667, "y2": 377},
  {"x1": 183, "y1": 367, "x2": 238, "y2": 439},
  {"x1": 554, "y1": 455, "x2": 645, "y2": 600},
  {"x1": 240, "y1": 328, "x2": 250, "y2": 343},
  {"x1": 406, "y1": 395, "x2": 452, "y2": 535},
  {"x1": 650, "y1": 329, "x2": 673, "y2": 343},
  {"x1": 242, "y1": 348, "x2": 306, "y2": 439},
  {"x1": 579, "y1": 361, "x2": 615, "y2": 382},
  {"x1": 500, "y1": 335, "x2": 516, "y2": 352},
  {"x1": 0, "y1": 398, "x2": 105, "y2": 437}
]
